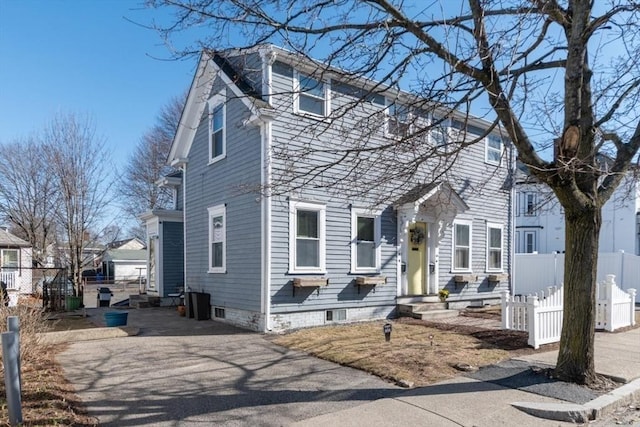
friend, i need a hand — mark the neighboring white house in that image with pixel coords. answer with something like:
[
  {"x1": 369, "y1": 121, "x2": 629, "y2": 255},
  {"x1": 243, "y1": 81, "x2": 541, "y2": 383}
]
[
  {"x1": 0, "y1": 228, "x2": 33, "y2": 306},
  {"x1": 100, "y1": 249, "x2": 147, "y2": 282},
  {"x1": 515, "y1": 167, "x2": 640, "y2": 254}
]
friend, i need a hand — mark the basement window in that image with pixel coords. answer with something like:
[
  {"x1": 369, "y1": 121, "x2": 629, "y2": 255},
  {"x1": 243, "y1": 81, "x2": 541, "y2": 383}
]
[
  {"x1": 325, "y1": 309, "x2": 347, "y2": 322},
  {"x1": 214, "y1": 307, "x2": 226, "y2": 319}
]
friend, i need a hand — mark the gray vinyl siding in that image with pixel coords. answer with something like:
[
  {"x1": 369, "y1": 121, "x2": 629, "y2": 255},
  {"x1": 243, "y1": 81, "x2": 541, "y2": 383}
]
[
  {"x1": 268, "y1": 62, "x2": 399, "y2": 313},
  {"x1": 162, "y1": 221, "x2": 184, "y2": 296},
  {"x1": 268, "y1": 57, "x2": 512, "y2": 308},
  {"x1": 437, "y1": 136, "x2": 513, "y2": 300},
  {"x1": 184, "y1": 79, "x2": 263, "y2": 312}
]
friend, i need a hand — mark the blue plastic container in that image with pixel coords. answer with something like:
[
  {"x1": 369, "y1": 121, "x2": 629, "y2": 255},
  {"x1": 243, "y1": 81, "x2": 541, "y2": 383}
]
[{"x1": 104, "y1": 311, "x2": 128, "y2": 327}]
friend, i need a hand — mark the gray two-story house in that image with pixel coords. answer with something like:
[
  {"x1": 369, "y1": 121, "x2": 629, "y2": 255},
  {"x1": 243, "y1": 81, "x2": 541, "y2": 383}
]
[{"x1": 142, "y1": 45, "x2": 515, "y2": 332}]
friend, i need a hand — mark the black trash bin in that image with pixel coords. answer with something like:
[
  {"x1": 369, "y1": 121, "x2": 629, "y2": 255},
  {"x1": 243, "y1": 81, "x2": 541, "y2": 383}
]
[
  {"x1": 97, "y1": 287, "x2": 113, "y2": 307},
  {"x1": 192, "y1": 292, "x2": 211, "y2": 320},
  {"x1": 186, "y1": 292, "x2": 195, "y2": 318}
]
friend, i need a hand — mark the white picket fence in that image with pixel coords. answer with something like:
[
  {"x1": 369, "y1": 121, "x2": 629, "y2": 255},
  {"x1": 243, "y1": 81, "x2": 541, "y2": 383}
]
[{"x1": 502, "y1": 275, "x2": 636, "y2": 349}]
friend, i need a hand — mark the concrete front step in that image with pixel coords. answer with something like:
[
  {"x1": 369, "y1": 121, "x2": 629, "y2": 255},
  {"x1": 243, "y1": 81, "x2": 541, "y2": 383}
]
[
  {"x1": 413, "y1": 309, "x2": 459, "y2": 321},
  {"x1": 398, "y1": 302, "x2": 447, "y2": 314},
  {"x1": 397, "y1": 302, "x2": 459, "y2": 320}
]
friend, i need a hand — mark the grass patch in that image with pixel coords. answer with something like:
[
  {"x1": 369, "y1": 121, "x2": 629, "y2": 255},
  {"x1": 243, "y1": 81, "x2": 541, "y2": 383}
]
[{"x1": 272, "y1": 320, "x2": 512, "y2": 387}]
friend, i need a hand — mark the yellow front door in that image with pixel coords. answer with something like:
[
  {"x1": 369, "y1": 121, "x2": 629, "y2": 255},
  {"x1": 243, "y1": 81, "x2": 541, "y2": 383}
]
[{"x1": 407, "y1": 222, "x2": 426, "y2": 295}]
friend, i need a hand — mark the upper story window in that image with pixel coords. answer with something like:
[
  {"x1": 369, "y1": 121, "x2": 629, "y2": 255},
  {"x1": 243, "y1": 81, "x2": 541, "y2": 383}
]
[
  {"x1": 351, "y1": 208, "x2": 381, "y2": 273},
  {"x1": 386, "y1": 101, "x2": 411, "y2": 138},
  {"x1": 453, "y1": 220, "x2": 472, "y2": 272},
  {"x1": 294, "y1": 72, "x2": 330, "y2": 117},
  {"x1": 208, "y1": 92, "x2": 226, "y2": 164},
  {"x1": 485, "y1": 135, "x2": 504, "y2": 165},
  {"x1": 289, "y1": 200, "x2": 326, "y2": 273},
  {"x1": 431, "y1": 118, "x2": 449, "y2": 152},
  {"x1": 208, "y1": 204, "x2": 226, "y2": 273},
  {"x1": 524, "y1": 193, "x2": 537, "y2": 216},
  {"x1": 486, "y1": 223, "x2": 503, "y2": 271}
]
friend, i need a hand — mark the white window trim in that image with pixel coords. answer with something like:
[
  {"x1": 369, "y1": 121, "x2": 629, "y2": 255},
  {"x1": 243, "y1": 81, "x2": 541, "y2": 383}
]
[
  {"x1": 485, "y1": 135, "x2": 504, "y2": 165},
  {"x1": 452, "y1": 219, "x2": 473, "y2": 273},
  {"x1": 0, "y1": 248, "x2": 19, "y2": 271},
  {"x1": 289, "y1": 200, "x2": 326, "y2": 274},
  {"x1": 208, "y1": 91, "x2": 227, "y2": 165},
  {"x1": 486, "y1": 222, "x2": 504, "y2": 272},
  {"x1": 208, "y1": 204, "x2": 226, "y2": 273},
  {"x1": 350, "y1": 207, "x2": 382, "y2": 274},
  {"x1": 293, "y1": 70, "x2": 331, "y2": 119}
]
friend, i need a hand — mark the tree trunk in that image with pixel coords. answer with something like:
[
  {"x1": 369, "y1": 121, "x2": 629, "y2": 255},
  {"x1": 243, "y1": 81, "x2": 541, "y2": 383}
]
[{"x1": 554, "y1": 206, "x2": 601, "y2": 385}]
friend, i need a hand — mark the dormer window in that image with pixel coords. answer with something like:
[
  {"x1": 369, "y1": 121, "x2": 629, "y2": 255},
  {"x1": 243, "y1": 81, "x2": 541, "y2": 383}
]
[{"x1": 294, "y1": 72, "x2": 330, "y2": 117}]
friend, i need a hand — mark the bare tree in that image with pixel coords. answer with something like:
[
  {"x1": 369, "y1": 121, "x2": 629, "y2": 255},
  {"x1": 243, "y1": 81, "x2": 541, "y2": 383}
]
[
  {"x1": 0, "y1": 138, "x2": 58, "y2": 267},
  {"x1": 118, "y1": 93, "x2": 186, "y2": 225},
  {"x1": 43, "y1": 113, "x2": 113, "y2": 294},
  {"x1": 147, "y1": 0, "x2": 640, "y2": 385}
]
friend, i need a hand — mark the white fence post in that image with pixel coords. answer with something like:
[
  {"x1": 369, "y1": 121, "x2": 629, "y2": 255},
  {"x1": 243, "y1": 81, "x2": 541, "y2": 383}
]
[
  {"x1": 629, "y1": 289, "x2": 636, "y2": 327},
  {"x1": 527, "y1": 294, "x2": 540, "y2": 349},
  {"x1": 605, "y1": 275, "x2": 615, "y2": 332},
  {"x1": 501, "y1": 290, "x2": 510, "y2": 329}
]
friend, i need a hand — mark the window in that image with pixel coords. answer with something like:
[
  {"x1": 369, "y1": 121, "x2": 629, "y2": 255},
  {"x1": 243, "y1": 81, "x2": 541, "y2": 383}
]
[
  {"x1": 486, "y1": 224, "x2": 503, "y2": 271},
  {"x1": 1, "y1": 249, "x2": 18, "y2": 271},
  {"x1": 485, "y1": 135, "x2": 503, "y2": 165},
  {"x1": 431, "y1": 126, "x2": 448, "y2": 152},
  {"x1": 208, "y1": 93, "x2": 226, "y2": 163},
  {"x1": 208, "y1": 204, "x2": 226, "y2": 273},
  {"x1": 289, "y1": 201, "x2": 326, "y2": 273},
  {"x1": 386, "y1": 101, "x2": 411, "y2": 138},
  {"x1": 453, "y1": 221, "x2": 472, "y2": 271},
  {"x1": 524, "y1": 231, "x2": 537, "y2": 253},
  {"x1": 294, "y1": 72, "x2": 329, "y2": 117},
  {"x1": 524, "y1": 193, "x2": 537, "y2": 216},
  {"x1": 351, "y1": 208, "x2": 381, "y2": 272}
]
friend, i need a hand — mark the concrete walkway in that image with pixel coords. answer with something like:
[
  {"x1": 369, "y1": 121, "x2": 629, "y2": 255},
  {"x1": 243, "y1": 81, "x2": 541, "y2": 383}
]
[{"x1": 53, "y1": 307, "x2": 640, "y2": 426}]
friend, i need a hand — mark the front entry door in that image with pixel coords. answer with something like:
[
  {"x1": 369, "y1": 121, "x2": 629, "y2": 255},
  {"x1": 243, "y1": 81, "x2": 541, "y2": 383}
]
[{"x1": 407, "y1": 222, "x2": 427, "y2": 295}]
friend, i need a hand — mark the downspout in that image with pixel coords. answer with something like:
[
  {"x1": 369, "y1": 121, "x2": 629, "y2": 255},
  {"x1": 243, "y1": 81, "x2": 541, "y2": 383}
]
[
  {"x1": 508, "y1": 142, "x2": 516, "y2": 295},
  {"x1": 260, "y1": 47, "x2": 276, "y2": 332}
]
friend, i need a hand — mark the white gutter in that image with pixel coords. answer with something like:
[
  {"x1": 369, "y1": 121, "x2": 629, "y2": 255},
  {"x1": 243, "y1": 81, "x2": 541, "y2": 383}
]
[{"x1": 260, "y1": 47, "x2": 276, "y2": 332}]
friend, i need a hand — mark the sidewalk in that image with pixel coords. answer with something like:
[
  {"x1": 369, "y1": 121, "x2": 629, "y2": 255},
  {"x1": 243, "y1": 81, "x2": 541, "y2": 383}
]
[{"x1": 292, "y1": 327, "x2": 640, "y2": 426}]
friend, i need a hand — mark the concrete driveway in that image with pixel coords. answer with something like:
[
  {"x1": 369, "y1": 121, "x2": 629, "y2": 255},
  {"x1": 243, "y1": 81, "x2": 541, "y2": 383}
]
[{"x1": 57, "y1": 308, "x2": 400, "y2": 426}]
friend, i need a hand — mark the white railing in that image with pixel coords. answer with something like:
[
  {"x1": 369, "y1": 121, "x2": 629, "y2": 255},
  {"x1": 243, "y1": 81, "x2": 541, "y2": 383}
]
[
  {"x1": 0, "y1": 271, "x2": 17, "y2": 290},
  {"x1": 502, "y1": 275, "x2": 636, "y2": 349}
]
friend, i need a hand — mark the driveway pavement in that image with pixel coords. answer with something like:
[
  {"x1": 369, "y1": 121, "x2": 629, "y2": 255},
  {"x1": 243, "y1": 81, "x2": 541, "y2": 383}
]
[
  {"x1": 56, "y1": 307, "x2": 401, "y2": 426},
  {"x1": 55, "y1": 307, "x2": 640, "y2": 426}
]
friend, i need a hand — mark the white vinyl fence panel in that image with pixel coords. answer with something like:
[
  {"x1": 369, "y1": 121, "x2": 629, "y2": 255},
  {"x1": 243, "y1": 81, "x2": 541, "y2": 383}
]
[
  {"x1": 515, "y1": 252, "x2": 640, "y2": 302},
  {"x1": 503, "y1": 275, "x2": 635, "y2": 349}
]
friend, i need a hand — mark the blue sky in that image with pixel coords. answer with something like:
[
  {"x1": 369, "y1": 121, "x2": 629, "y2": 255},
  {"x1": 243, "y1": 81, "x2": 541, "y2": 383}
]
[{"x1": 0, "y1": 0, "x2": 197, "y2": 169}]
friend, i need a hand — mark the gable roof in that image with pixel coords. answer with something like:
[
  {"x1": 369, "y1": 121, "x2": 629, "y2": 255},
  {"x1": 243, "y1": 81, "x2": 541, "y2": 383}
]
[
  {"x1": 394, "y1": 182, "x2": 469, "y2": 212},
  {"x1": 168, "y1": 50, "x2": 275, "y2": 165},
  {"x1": 106, "y1": 238, "x2": 146, "y2": 250},
  {"x1": 102, "y1": 249, "x2": 147, "y2": 262},
  {"x1": 0, "y1": 229, "x2": 30, "y2": 248}
]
